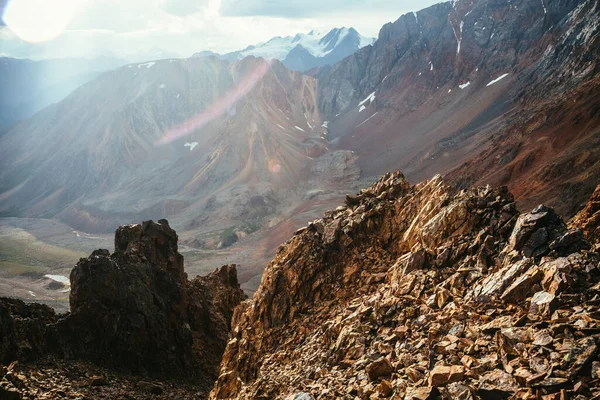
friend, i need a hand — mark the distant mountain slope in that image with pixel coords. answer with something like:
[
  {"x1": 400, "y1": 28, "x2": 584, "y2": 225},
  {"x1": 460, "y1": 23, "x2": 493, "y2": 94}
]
[
  {"x1": 0, "y1": 56, "x2": 125, "y2": 129},
  {"x1": 192, "y1": 27, "x2": 375, "y2": 72},
  {"x1": 0, "y1": 56, "x2": 358, "y2": 238},
  {"x1": 124, "y1": 46, "x2": 181, "y2": 64},
  {"x1": 317, "y1": 0, "x2": 600, "y2": 217}
]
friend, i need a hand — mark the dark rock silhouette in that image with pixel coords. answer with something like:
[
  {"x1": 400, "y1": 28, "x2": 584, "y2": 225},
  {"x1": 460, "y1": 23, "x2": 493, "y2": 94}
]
[{"x1": 1, "y1": 220, "x2": 246, "y2": 381}]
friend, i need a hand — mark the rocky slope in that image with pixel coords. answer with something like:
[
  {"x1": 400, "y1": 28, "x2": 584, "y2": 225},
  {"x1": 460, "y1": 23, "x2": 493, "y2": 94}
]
[
  {"x1": 571, "y1": 184, "x2": 600, "y2": 247},
  {"x1": 0, "y1": 219, "x2": 245, "y2": 398},
  {"x1": 0, "y1": 56, "x2": 347, "y2": 236},
  {"x1": 317, "y1": 0, "x2": 600, "y2": 217},
  {"x1": 211, "y1": 172, "x2": 600, "y2": 399}
]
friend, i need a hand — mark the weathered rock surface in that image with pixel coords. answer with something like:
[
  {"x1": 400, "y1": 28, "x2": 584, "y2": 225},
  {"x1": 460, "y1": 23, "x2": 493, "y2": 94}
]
[
  {"x1": 60, "y1": 219, "x2": 192, "y2": 373},
  {"x1": 0, "y1": 299, "x2": 58, "y2": 365},
  {"x1": 211, "y1": 172, "x2": 599, "y2": 399},
  {"x1": 0, "y1": 219, "x2": 245, "y2": 396},
  {"x1": 571, "y1": 184, "x2": 600, "y2": 246}
]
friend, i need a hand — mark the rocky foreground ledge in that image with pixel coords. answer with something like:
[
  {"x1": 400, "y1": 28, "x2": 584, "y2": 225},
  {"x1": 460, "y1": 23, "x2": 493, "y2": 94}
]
[
  {"x1": 211, "y1": 174, "x2": 600, "y2": 400},
  {"x1": 0, "y1": 219, "x2": 245, "y2": 399},
  {"x1": 1, "y1": 177, "x2": 599, "y2": 400}
]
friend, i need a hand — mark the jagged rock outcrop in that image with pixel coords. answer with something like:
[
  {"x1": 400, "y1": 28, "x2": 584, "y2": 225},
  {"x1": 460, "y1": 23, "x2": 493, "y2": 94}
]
[
  {"x1": 571, "y1": 185, "x2": 600, "y2": 246},
  {"x1": 0, "y1": 220, "x2": 245, "y2": 385},
  {"x1": 211, "y1": 172, "x2": 599, "y2": 399},
  {"x1": 0, "y1": 299, "x2": 58, "y2": 365},
  {"x1": 58, "y1": 219, "x2": 193, "y2": 373}
]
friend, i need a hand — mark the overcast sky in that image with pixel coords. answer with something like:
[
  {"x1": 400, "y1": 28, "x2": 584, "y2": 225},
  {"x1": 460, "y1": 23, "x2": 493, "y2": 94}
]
[{"x1": 0, "y1": 0, "x2": 440, "y2": 60}]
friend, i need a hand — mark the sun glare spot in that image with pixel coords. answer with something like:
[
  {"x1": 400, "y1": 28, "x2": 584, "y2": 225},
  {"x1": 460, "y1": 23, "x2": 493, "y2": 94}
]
[
  {"x1": 268, "y1": 160, "x2": 281, "y2": 174},
  {"x1": 2, "y1": 0, "x2": 76, "y2": 43}
]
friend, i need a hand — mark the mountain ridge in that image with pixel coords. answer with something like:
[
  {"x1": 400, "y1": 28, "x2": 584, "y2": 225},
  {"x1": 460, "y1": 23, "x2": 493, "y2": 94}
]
[
  {"x1": 316, "y1": 0, "x2": 600, "y2": 217},
  {"x1": 192, "y1": 27, "x2": 375, "y2": 72},
  {"x1": 211, "y1": 171, "x2": 600, "y2": 399}
]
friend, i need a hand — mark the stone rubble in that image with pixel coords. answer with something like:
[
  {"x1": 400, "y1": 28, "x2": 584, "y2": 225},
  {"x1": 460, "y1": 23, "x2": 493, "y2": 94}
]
[{"x1": 212, "y1": 171, "x2": 600, "y2": 400}]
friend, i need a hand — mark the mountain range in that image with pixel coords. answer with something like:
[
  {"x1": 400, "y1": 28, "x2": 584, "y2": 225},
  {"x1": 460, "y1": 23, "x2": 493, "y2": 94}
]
[
  {"x1": 1, "y1": 0, "x2": 600, "y2": 397},
  {"x1": 0, "y1": 0, "x2": 599, "y2": 295},
  {"x1": 192, "y1": 27, "x2": 376, "y2": 72}
]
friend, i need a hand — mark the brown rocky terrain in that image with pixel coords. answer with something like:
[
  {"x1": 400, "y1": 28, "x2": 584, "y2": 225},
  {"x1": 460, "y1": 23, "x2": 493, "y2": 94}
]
[
  {"x1": 0, "y1": 219, "x2": 245, "y2": 398},
  {"x1": 211, "y1": 171, "x2": 600, "y2": 399},
  {"x1": 571, "y1": 185, "x2": 600, "y2": 246},
  {"x1": 1, "y1": 174, "x2": 599, "y2": 399}
]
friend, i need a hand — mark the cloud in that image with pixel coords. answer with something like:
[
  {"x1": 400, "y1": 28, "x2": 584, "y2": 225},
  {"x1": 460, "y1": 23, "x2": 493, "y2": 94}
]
[
  {"x1": 0, "y1": 0, "x2": 440, "y2": 60},
  {"x1": 220, "y1": 0, "x2": 359, "y2": 17},
  {"x1": 0, "y1": 0, "x2": 8, "y2": 26},
  {"x1": 219, "y1": 0, "x2": 428, "y2": 18},
  {"x1": 160, "y1": 0, "x2": 204, "y2": 17}
]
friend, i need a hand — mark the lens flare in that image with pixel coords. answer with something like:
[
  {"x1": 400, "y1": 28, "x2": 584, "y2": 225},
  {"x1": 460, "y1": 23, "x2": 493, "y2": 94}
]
[
  {"x1": 2, "y1": 0, "x2": 76, "y2": 43},
  {"x1": 268, "y1": 159, "x2": 281, "y2": 174},
  {"x1": 155, "y1": 58, "x2": 274, "y2": 146}
]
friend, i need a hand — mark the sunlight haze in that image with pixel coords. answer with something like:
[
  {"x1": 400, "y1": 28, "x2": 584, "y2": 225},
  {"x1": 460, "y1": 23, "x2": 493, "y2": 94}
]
[{"x1": 0, "y1": 0, "x2": 439, "y2": 59}]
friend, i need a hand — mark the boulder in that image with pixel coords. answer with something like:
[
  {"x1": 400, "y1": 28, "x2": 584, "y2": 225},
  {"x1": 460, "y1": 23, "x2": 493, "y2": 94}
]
[
  {"x1": 366, "y1": 357, "x2": 393, "y2": 381},
  {"x1": 429, "y1": 365, "x2": 466, "y2": 387},
  {"x1": 529, "y1": 291, "x2": 557, "y2": 317}
]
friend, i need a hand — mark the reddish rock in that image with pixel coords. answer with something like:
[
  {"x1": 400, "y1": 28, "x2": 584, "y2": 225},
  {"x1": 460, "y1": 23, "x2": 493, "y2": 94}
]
[
  {"x1": 571, "y1": 185, "x2": 600, "y2": 245},
  {"x1": 366, "y1": 357, "x2": 393, "y2": 381},
  {"x1": 429, "y1": 365, "x2": 465, "y2": 387}
]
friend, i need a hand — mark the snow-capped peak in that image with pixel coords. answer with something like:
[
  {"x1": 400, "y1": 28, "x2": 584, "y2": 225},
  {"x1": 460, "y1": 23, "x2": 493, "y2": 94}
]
[{"x1": 213, "y1": 28, "x2": 374, "y2": 62}]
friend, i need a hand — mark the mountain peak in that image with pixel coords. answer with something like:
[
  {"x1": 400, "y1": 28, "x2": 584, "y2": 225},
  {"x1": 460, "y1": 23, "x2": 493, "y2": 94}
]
[{"x1": 192, "y1": 27, "x2": 375, "y2": 72}]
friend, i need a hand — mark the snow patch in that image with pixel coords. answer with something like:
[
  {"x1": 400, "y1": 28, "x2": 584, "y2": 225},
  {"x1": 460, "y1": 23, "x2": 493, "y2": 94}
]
[
  {"x1": 359, "y1": 91, "x2": 376, "y2": 106},
  {"x1": 307, "y1": 120, "x2": 313, "y2": 130},
  {"x1": 138, "y1": 61, "x2": 156, "y2": 69},
  {"x1": 448, "y1": 88, "x2": 452, "y2": 93},
  {"x1": 295, "y1": 126, "x2": 305, "y2": 132},
  {"x1": 159, "y1": 84, "x2": 165, "y2": 89},
  {"x1": 45, "y1": 275, "x2": 69, "y2": 285},
  {"x1": 452, "y1": 21, "x2": 464, "y2": 55},
  {"x1": 459, "y1": 81, "x2": 471, "y2": 89},
  {"x1": 486, "y1": 73, "x2": 510, "y2": 86},
  {"x1": 184, "y1": 142, "x2": 198, "y2": 151},
  {"x1": 28, "y1": 291, "x2": 36, "y2": 297},
  {"x1": 430, "y1": 62, "x2": 434, "y2": 71},
  {"x1": 321, "y1": 121, "x2": 329, "y2": 128},
  {"x1": 359, "y1": 105, "x2": 366, "y2": 113},
  {"x1": 356, "y1": 112, "x2": 379, "y2": 128},
  {"x1": 277, "y1": 124, "x2": 285, "y2": 130},
  {"x1": 540, "y1": 0, "x2": 547, "y2": 14},
  {"x1": 176, "y1": 93, "x2": 180, "y2": 99}
]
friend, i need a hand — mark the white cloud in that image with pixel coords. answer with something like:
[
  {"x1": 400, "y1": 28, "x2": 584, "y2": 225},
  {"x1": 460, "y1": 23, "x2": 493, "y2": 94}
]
[{"x1": 0, "y1": 0, "x2": 440, "y2": 59}]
